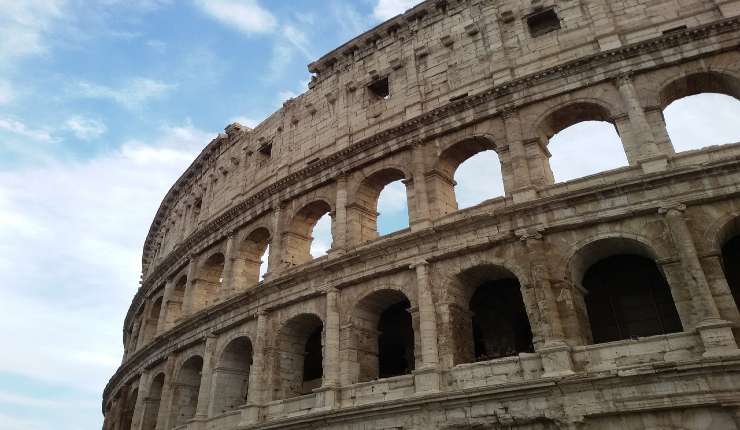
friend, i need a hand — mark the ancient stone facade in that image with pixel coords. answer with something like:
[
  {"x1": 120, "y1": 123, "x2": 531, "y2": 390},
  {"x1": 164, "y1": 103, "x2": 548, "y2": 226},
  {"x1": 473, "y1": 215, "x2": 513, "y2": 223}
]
[{"x1": 103, "y1": 0, "x2": 740, "y2": 429}]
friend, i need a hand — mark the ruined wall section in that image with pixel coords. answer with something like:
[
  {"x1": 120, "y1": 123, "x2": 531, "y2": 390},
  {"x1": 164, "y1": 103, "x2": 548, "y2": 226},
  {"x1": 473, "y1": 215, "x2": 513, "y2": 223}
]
[{"x1": 142, "y1": 0, "x2": 729, "y2": 277}]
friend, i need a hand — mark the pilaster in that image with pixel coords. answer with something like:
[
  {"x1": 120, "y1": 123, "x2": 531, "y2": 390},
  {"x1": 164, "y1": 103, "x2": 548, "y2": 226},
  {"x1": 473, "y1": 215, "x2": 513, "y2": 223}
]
[
  {"x1": 659, "y1": 203, "x2": 740, "y2": 357},
  {"x1": 241, "y1": 311, "x2": 268, "y2": 425},
  {"x1": 411, "y1": 260, "x2": 442, "y2": 392},
  {"x1": 516, "y1": 228, "x2": 574, "y2": 378}
]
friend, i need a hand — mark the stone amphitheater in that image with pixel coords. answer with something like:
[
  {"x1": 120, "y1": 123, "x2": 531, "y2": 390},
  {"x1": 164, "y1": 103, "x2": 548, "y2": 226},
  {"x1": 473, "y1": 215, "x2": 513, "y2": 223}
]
[{"x1": 103, "y1": 0, "x2": 740, "y2": 429}]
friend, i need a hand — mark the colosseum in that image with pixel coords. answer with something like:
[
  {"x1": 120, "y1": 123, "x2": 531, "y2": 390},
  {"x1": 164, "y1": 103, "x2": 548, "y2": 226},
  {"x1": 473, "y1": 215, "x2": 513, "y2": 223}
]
[{"x1": 103, "y1": 0, "x2": 740, "y2": 429}]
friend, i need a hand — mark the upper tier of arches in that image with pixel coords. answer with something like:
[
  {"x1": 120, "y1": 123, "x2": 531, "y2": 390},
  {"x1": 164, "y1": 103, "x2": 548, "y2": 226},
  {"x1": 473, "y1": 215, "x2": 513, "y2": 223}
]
[{"x1": 141, "y1": 2, "x2": 739, "y2": 276}]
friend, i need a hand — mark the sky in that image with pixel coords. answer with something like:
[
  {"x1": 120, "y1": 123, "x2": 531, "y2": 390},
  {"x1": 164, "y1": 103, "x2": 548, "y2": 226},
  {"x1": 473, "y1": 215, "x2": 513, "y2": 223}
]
[{"x1": 1, "y1": 1, "x2": 739, "y2": 429}]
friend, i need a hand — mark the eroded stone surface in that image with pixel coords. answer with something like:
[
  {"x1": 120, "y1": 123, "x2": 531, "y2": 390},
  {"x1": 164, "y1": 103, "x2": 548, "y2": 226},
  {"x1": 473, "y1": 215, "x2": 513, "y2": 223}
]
[{"x1": 103, "y1": 1, "x2": 740, "y2": 429}]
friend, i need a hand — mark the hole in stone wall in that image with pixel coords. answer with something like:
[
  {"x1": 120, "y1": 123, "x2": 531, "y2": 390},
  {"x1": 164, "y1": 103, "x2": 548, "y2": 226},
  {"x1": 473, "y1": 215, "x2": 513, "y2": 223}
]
[
  {"x1": 378, "y1": 299, "x2": 414, "y2": 378},
  {"x1": 470, "y1": 279, "x2": 534, "y2": 361},
  {"x1": 310, "y1": 213, "x2": 333, "y2": 258},
  {"x1": 664, "y1": 93, "x2": 740, "y2": 152},
  {"x1": 142, "y1": 374, "x2": 164, "y2": 430},
  {"x1": 549, "y1": 121, "x2": 627, "y2": 183},
  {"x1": 583, "y1": 255, "x2": 682, "y2": 343},
  {"x1": 172, "y1": 356, "x2": 203, "y2": 427},
  {"x1": 302, "y1": 326, "x2": 324, "y2": 393},
  {"x1": 722, "y1": 235, "x2": 740, "y2": 309},
  {"x1": 527, "y1": 8, "x2": 561, "y2": 37},
  {"x1": 454, "y1": 150, "x2": 504, "y2": 209},
  {"x1": 377, "y1": 180, "x2": 409, "y2": 236},
  {"x1": 368, "y1": 77, "x2": 390, "y2": 100}
]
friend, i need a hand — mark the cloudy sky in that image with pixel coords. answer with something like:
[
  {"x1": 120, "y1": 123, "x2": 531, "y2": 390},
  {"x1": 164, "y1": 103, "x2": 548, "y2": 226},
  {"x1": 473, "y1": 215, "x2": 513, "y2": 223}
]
[{"x1": 1, "y1": 1, "x2": 739, "y2": 429}]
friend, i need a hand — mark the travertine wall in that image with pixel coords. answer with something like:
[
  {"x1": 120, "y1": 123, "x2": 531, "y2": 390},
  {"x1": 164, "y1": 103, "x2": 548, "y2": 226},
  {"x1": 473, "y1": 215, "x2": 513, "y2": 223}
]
[{"x1": 103, "y1": 0, "x2": 740, "y2": 429}]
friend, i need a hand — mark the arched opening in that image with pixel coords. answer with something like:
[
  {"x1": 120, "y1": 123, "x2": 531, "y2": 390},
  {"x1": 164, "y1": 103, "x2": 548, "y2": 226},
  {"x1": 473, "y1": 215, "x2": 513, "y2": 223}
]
[
  {"x1": 170, "y1": 356, "x2": 203, "y2": 428},
  {"x1": 573, "y1": 239, "x2": 683, "y2": 344},
  {"x1": 722, "y1": 235, "x2": 740, "y2": 309},
  {"x1": 234, "y1": 228, "x2": 271, "y2": 290},
  {"x1": 349, "y1": 168, "x2": 411, "y2": 244},
  {"x1": 661, "y1": 72, "x2": 740, "y2": 152},
  {"x1": 191, "y1": 253, "x2": 225, "y2": 313},
  {"x1": 142, "y1": 373, "x2": 164, "y2": 430},
  {"x1": 377, "y1": 180, "x2": 409, "y2": 235},
  {"x1": 284, "y1": 201, "x2": 333, "y2": 266},
  {"x1": 310, "y1": 213, "x2": 333, "y2": 258},
  {"x1": 273, "y1": 314, "x2": 324, "y2": 400},
  {"x1": 142, "y1": 297, "x2": 163, "y2": 344},
  {"x1": 431, "y1": 137, "x2": 503, "y2": 216},
  {"x1": 164, "y1": 276, "x2": 187, "y2": 328},
  {"x1": 543, "y1": 103, "x2": 628, "y2": 183},
  {"x1": 350, "y1": 289, "x2": 416, "y2": 383},
  {"x1": 450, "y1": 265, "x2": 533, "y2": 365},
  {"x1": 120, "y1": 386, "x2": 138, "y2": 430},
  {"x1": 212, "y1": 337, "x2": 253, "y2": 415}
]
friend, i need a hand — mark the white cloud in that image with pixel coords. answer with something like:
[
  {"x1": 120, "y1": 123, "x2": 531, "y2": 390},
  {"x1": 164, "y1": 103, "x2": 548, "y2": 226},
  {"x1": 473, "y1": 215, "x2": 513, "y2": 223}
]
[
  {"x1": 74, "y1": 78, "x2": 176, "y2": 109},
  {"x1": 665, "y1": 93, "x2": 740, "y2": 152},
  {"x1": 0, "y1": 122, "x2": 212, "y2": 401},
  {"x1": 0, "y1": 0, "x2": 66, "y2": 63},
  {"x1": 195, "y1": 0, "x2": 277, "y2": 34},
  {"x1": 454, "y1": 150, "x2": 505, "y2": 209},
  {"x1": 0, "y1": 117, "x2": 56, "y2": 142},
  {"x1": 373, "y1": 0, "x2": 422, "y2": 21},
  {"x1": 65, "y1": 116, "x2": 107, "y2": 140}
]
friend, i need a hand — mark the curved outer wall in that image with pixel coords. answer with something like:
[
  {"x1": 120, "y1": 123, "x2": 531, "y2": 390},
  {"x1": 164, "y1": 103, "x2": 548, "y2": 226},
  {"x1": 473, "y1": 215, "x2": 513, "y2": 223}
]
[{"x1": 104, "y1": 0, "x2": 740, "y2": 429}]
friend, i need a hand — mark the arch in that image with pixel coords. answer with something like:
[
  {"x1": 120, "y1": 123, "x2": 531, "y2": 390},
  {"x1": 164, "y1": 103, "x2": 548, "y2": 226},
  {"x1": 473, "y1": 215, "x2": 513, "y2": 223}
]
[
  {"x1": 538, "y1": 101, "x2": 627, "y2": 183},
  {"x1": 348, "y1": 289, "x2": 416, "y2": 383},
  {"x1": 191, "y1": 252, "x2": 225, "y2": 313},
  {"x1": 120, "y1": 385, "x2": 138, "y2": 430},
  {"x1": 431, "y1": 136, "x2": 503, "y2": 216},
  {"x1": 164, "y1": 275, "x2": 187, "y2": 328},
  {"x1": 141, "y1": 373, "x2": 164, "y2": 430},
  {"x1": 349, "y1": 167, "x2": 411, "y2": 244},
  {"x1": 449, "y1": 264, "x2": 533, "y2": 365},
  {"x1": 659, "y1": 71, "x2": 740, "y2": 110},
  {"x1": 571, "y1": 238, "x2": 683, "y2": 343},
  {"x1": 212, "y1": 336, "x2": 253, "y2": 415},
  {"x1": 273, "y1": 313, "x2": 324, "y2": 400},
  {"x1": 142, "y1": 297, "x2": 163, "y2": 345},
  {"x1": 170, "y1": 355, "x2": 203, "y2": 428},
  {"x1": 719, "y1": 216, "x2": 740, "y2": 311},
  {"x1": 283, "y1": 200, "x2": 333, "y2": 267},
  {"x1": 233, "y1": 227, "x2": 271, "y2": 291}
]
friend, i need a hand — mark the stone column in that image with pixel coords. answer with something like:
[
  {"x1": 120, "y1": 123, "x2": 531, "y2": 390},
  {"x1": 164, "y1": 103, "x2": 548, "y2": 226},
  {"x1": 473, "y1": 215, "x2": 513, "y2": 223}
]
[
  {"x1": 220, "y1": 232, "x2": 237, "y2": 300},
  {"x1": 265, "y1": 206, "x2": 284, "y2": 280},
  {"x1": 195, "y1": 335, "x2": 218, "y2": 420},
  {"x1": 129, "y1": 373, "x2": 150, "y2": 430},
  {"x1": 701, "y1": 253, "x2": 740, "y2": 323},
  {"x1": 411, "y1": 260, "x2": 441, "y2": 392},
  {"x1": 241, "y1": 311, "x2": 268, "y2": 425},
  {"x1": 155, "y1": 356, "x2": 178, "y2": 430},
  {"x1": 317, "y1": 288, "x2": 340, "y2": 409},
  {"x1": 331, "y1": 174, "x2": 349, "y2": 252},
  {"x1": 502, "y1": 108, "x2": 535, "y2": 203},
  {"x1": 659, "y1": 203, "x2": 740, "y2": 357},
  {"x1": 410, "y1": 143, "x2": 432, "y2": 230},
  {"x1": 516, "y1": 228, "x2": 574, "y2": 378},
  {"x1": 181, "y1": 257, "x2": 198, "y2": 317},
  {"x1": 616, "y1": 74, "x2": 668, "y2": 173}
]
